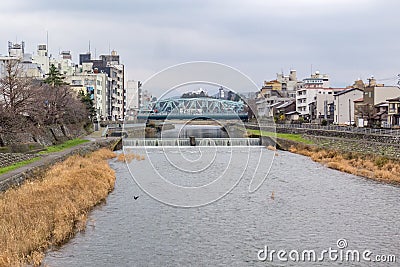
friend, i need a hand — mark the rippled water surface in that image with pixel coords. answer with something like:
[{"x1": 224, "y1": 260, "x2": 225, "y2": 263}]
[{"x1": 44, "y1": 148, "x2": 400, "y2": 266}]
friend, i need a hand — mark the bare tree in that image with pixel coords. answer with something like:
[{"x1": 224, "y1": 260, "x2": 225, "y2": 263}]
[
  {"x1": 0, "y1": 59, "x2": 37, "y2": 115},
  {"x1": 0, "y1": 59, "x2": 91, "y2": 138},
  {"x1": 0, "y1": 60, "x2": 41, "y2": 134}
]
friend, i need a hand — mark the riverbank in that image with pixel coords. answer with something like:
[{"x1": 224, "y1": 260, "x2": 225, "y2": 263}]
[
  {"x1": 0, "y1": 137, "x2": 121, "y2": 192},
  {"x1": 0, "y1": 148, "x2": 116, "y2": 266},
  {"x1": 247, "y1": 129, "x2": 400, "y2": 185},
  {"x1": 288, "y1": 143, "x2": 400, "y2": 185}
]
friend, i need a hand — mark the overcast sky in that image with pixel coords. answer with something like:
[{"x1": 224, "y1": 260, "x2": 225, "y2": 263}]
[{"x1": 1, "y1": 0, "x2": 399, "y2": 91}]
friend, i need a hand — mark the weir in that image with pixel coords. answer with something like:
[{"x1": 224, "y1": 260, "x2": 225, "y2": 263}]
[{"x1": 123, "y1": 138, "x2": 261, "y2": 147}]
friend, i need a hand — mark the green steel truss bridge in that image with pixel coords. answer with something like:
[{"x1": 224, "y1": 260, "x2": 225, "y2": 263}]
[{"x1": 138, "y1": 97, "x2": 248, "y2": 121}]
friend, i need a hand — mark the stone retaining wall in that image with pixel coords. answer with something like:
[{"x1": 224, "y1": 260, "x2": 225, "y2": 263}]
[
  {"x1": 0, "y1": 123, "x2": 89, "y2": 152},
  {"x1": 251, "y1": 125, "x2": 400, "y2": 145},
  {"x1": 0, "y1": 153, "x2": 38, "y2": 168},
  {"x1": 0, "y1": 138, "x2": 121, "y2": 192},
  {"x1": 247, "y1": 124, "x2": 400, "y2": 158},
  {"x1": 305, "y1": 135, "x2": 400, "y2": 159}
]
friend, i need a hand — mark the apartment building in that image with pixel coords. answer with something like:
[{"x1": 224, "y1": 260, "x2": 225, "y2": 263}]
[
  {"x1": 296, "y1": 71, "x2": 330, "y2": 117},
  {"x1": 80, "y1": 51, "x2": 125, "y2": 121},
  {"x1": 333, "y1": 88, "x2": 363, "y2": 125}
]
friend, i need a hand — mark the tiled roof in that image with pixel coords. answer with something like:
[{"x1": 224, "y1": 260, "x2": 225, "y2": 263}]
[{"x1": 387, "y1": 96, "x2": 400, "y2": 102}]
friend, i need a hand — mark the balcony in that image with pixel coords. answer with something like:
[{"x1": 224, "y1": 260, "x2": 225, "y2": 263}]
[{"x1": 388, "y1": 107, "x2": 400, "y2": 114}]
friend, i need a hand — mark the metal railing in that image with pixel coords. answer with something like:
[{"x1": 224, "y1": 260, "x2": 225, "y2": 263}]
[{"x1": 248, "y1": 123, "x2": 400, "y2": 136}]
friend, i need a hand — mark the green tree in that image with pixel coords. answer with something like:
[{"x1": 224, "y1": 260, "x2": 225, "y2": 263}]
[
  {"x1": 79, "y1": 90, "x2": 96, "y2": 122},
  {"x1": 44, "y1": 64, "x2": 67, "y2": 87}
]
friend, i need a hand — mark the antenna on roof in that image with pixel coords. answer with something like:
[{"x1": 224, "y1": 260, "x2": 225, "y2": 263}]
[
  {"x1": 88, "y1": 40, "x2": 91, "y2": 54},
  {"x1": 46, "y1": 31, "x2": 49, "y2": 53},
  {"x1": 310, "y1": 64, "x2": 313, "y2": 76}
]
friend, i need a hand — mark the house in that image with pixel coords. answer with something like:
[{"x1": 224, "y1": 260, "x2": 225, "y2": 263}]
[
  {"x1": 333, "y1": 88, "x2": 364, "y2": 125},
  {"x1": 354, "y1": 77, "x2": 400, "y2": 127},
  {"x1": 354, "y1": 97, "x2": 367, "y2": 127},
  {"x1": 275, "y1": 100, "x2": 296, "y2": 115},
  {"x1": 285, "y1": 111, "x2": 301, "y2": 121},
  {"x1": 387, "y1": 97, "x2": 400, "y2": 127},
  {"x1": 373, "y1": 102, "x2": 389, "y2": 127}
]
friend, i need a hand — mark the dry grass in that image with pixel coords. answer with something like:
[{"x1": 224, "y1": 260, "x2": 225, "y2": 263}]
[
  {"x1": 267, "y1": 145, "x2": 277, "y2": 151},
  {"x1": 289, "y1": 145, "x2": 400, "y2": 184},
  {"x1": 0, "y1": 148, "x2": 116, "y2": 266},
  {"x1": 116, "y1": 152, "x2": 145, "y2": 163}
]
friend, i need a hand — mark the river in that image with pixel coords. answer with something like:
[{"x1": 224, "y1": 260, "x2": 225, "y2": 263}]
[{"x1": 43, "y1": 141, "x2": 400, "y2": 266}]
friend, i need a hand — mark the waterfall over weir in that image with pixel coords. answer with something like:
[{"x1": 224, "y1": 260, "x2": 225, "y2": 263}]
[{"x1": 123, "y1": 138, "x2": 261, "y2": 147}]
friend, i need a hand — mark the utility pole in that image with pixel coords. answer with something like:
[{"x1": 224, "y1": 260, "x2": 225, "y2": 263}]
[{"x1": 349, "y1": 98, "x2": 352, "y2": 126}]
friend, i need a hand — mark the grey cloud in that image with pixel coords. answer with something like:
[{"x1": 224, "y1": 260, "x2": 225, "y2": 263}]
[{"x1": 1, "y1": 0, "x2": 399, "y2": 89}]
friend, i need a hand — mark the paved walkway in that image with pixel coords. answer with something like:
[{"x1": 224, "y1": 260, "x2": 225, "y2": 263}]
[{"x1": 0, "y1": 133, "x2": 118, "y2": 191}]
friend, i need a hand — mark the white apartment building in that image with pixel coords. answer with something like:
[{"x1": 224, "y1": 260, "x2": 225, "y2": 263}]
[
  {"x1": 125, "y1": 80, "x2": 141, "y2": 119},
  {"x1": 296, "y1": 71, "x2": 330, "y2": 117},
  {"x1": 32, "y1": 44, "x2": 50, "y2": 75},
  {"x1": 316, "y1": 88, "x2": 345, "y2": 120},
  {"x1": 0, "y1": 41, "x2": 46, "y2": 79},
  {"x1": 79, "y1": 51, "x2": 125, "y2": 121},
  {"x1": 1, "y1": 41, "x2": 127, "y2": 121},
  {"x1": 54, "y1": 51, "x2": 75, "y2": 76},
  {"x1": 65, "y1": 63, "x2": 108, "y2": 121},
  {"x1": 334, "y1": 88, "x2": 363, "y2": 125}
]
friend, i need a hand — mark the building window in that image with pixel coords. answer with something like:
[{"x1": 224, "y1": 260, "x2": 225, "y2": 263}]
[{"x1": 71, "y1": 80, "x2": 82, "y2": 85}]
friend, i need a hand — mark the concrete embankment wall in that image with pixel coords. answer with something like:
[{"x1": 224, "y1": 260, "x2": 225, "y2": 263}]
[
  {"x1": 248, "y1": 124, "x2": 400, "y2": 144},
  {"x1": 259, "y1": 136, "x2": 316, "y2": 151},
  {"x1": 0, "y1": 138, "x2": 121, "y2": 192},
  {"x1": 0, "y1": 123, "x2": 88, "y2": 153},
  {"x1": 250, "y1": 125, "x2": 400, "y2": 159}
]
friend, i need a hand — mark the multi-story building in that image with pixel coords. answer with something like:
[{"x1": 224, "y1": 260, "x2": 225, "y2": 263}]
[
  {"x1": 140, "y1": 89, "x2": 154, "y2": 111},
  {"x1": 65, "y1": 62, "x2": 108, "y2": 121},
  {"x1": 80, "y1": 51, "x2": 125, "y2": 121},
  {"x1": 277, "y1": 69, "x2": 298, "y2": 98},
  {"x1": 315, "y1": 88, "x2": 345, "y2": 122},
  {"x1": 354, "y1": 77, "x2": 400, "y2": 127},
  {"x1": 296, "y1": 71, "x2": 330, "y2": 118},
  {"x1": 387, "y1": 97, "x2": 400, "y2": 127},
  {"x1": 333, "y1": 88, "x2": 363, "y2": 125},
  {"x1": 363, "y1": 78, "x2": 400, "y2": 106},
  {"x1": 303, "y1": 71, "x2": 330, "y2": 89},
  {"x1": 0, "y1": 41, "x2": 46, "y2": 79},
  {"x1": 257, "y1": 70, "x2": 298, "y2": 119},
  {"x1": 32, "y1": 44, "x2": 50, "y2": 75},
  {"x1": 1, "y1": 41, "x2": 129, "y2": 122},
  {"x1": 125, "y1": 80, "x2": 141, "y2": 120}
]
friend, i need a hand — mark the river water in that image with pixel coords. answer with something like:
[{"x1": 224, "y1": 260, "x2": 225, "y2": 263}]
[{"x1": 44, "y1": 144, "x2": 400, "y2": 266}]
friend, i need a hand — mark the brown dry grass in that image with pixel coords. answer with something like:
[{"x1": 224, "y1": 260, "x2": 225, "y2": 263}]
[
  {"x1": 289, "y1": 145, "x2": 400, "y2": 184},
  {"x1": 0, "y1": 148, "x2": 116, "y2": 266},
  {"x1": 116, "y1": 152, "x2": 145, "y2": 163}
]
